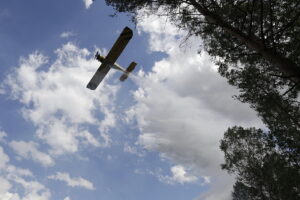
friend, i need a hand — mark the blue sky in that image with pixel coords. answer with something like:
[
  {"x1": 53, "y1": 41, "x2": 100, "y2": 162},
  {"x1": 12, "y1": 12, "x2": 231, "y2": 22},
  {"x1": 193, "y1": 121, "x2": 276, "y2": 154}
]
[{"x1": 0, "y1": 1, "x2": 263, "y2": 200}]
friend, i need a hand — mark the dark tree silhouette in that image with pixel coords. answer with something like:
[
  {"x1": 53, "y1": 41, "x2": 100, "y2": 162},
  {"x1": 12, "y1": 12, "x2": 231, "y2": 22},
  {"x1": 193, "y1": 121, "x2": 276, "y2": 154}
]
[{"x1": 221, "y1": 126, "x2": 300, "y2": 199}]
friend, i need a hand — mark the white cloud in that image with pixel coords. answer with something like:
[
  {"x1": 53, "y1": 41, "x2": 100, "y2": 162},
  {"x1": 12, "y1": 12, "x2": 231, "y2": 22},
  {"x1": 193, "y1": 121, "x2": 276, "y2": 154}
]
[
  {"x1": 0, "y1": 146, "x2": 9, "y2": 169},
  {"x1": 3, "y1": 42, "x2": 119, "y2": 156},
  {"x1": 160, "y1": 165, "x2": 198, "y2": 185},
  {"x1": 123, "y1": 143, "x2": 144, "y2": 157},
  {"x1": 6, "y1": 165, "x2": 33, "y2": 177},
  {"x1": 0, "y1": 130, "x2": 7, "y2": 142},
  {"x1": 83, "y1": 0, "x2": 93, "y2": 9},
  {"x1": 123, "y1": 143, "x2": 137, "y2": 154},
  {"x1": 48, "y1": 172, "x2": 94, "y2": 190},
  {"x1": 0, "y1": 177, "x2": 11, "y2": 194},
  {"x1": 9, "y1": 141, "x2": 55, "y2": 167},
  {"x1": 0, "y1": 146, "x2": 50, "y2": 200},
  {"x1": 64, "y1": 197, "x2": 71, "y2": 200},
  {"x1": 128, "y1": 10, "x2": 264, "y2": 199},
  {"x1": 60, "y1": 31, "x2": 75, "y2": 39},
  {"x1": 11, "y1": 176, "x2": 51, "y2": 200},
  {"x1": 168, "y1": 165, "x2": 198, "y2": 184}
]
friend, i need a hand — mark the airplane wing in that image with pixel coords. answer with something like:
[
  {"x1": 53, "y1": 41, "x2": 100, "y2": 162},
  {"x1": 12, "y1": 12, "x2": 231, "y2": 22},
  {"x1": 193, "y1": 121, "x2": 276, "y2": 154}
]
[
  {"x1": 87, "y1": 27, "x2": 133, "y2": 90},
  {"x1": 105, "y1": 27, "x2": 133, "y2": 64},
  {"x1": 86, "y1": 62, "x2": 111, "y2": 90}
]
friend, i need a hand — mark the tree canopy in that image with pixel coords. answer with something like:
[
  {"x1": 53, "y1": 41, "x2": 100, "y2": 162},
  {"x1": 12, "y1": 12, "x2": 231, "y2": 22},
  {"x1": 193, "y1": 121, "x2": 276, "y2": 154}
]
[
  {"x1": 106, "y1": 0, "x2": 300, "y2": 82},
  {"x1": 220, "y1": 126, "x2": 300, "y2": 200}
]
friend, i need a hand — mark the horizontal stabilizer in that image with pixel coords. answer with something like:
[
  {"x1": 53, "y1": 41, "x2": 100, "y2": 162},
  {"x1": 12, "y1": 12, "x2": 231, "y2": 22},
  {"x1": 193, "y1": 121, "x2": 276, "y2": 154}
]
[
  {"x1": 119, "y1": 62, "x2": 137, "y2": 81},
  {"x1": 119, "y1": 74, "x2": 128, "y2": 82},
  {"x1": 126, "y1": 62, "x2": 137, "y2": 73}
]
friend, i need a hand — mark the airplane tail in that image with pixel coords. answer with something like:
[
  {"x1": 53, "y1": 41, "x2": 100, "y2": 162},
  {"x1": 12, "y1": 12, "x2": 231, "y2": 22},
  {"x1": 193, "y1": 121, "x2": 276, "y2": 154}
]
[{"x1": 119, "y1": 62, "x2": 137, "y2": 81}]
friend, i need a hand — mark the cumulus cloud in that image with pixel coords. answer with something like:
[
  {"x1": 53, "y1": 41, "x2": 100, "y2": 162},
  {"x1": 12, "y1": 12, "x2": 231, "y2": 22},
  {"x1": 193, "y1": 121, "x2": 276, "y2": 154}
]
[
  {"x1": 159, "y1": 165, "x2": 198, "y2": 185},
  {"x1": 0, "y1": 130, "x2": 7, "y2": 142},
  {"x1": 3, "y1": 42, "x2": 118, "y2": 156},
  {"x1": 6, "y1": 165, "x2": 33, "y2": 177},
  {"x1": 83, "y1": 0, "x2": 94, "y2": 9},
  {"x1": 168, "y1": 165, "x2": 198, "y2": 184},
  {"x1": 0, "y1": 146, "x2": 9, "y2": 169},
  {"x1": 11, "y1": 177, "x2": 51, "y2": 200},
  {"x1": 48, "y1": 172, "x2": 94, "y2": 190},
  {"x1": 9, "y1": 141, "x2": 55, "y2": 167},
  {"x1": 127, "y1": 10, "x2": 263, "y2": 199},
  {"x1": 0, "y1": 146, "x2": 50, "y2": 200},
  {"x1": 0, "y1": 177, "x2": 11, "y2": 196}
]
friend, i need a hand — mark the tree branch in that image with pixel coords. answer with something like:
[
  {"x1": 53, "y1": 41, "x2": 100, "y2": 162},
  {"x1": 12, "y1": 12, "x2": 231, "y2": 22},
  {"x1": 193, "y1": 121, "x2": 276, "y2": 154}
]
[
  {"x1": 268, "y1": 0, "x2": 275, "y2": 47},
  {"x1": 282, "y1": 82, "x2": 300, "y2": 96},
  {"x1": 259, "y1": 0, "x2": 265, "y2": 46},
  {"x1": 188, "y1": 0, "x2": 300, "y2": 82},
  {"x1": 248, "y1": 0, "x2": 256, "y2": 36}
]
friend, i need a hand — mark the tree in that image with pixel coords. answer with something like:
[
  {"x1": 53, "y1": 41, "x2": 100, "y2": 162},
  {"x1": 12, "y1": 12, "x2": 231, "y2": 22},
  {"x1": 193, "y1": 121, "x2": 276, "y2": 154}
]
[
  {"x1": 105, "y1": 0, "x2": 300, "y2": 82},
  {"x1": 232, "y1": 181, "x2": 257, "y2": 200},
  {"x1": 105, "y1": 0, "x2": 300, "y2": 199},
  {"x1": 220, "y1": 126, "x2": 300, "y2": 200}
]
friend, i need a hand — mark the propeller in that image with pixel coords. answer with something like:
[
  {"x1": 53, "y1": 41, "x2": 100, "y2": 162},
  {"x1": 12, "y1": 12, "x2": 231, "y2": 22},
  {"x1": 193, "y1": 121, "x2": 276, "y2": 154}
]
[{"x1": 95, "y1": 51, "x2": 100, "y2": 60}]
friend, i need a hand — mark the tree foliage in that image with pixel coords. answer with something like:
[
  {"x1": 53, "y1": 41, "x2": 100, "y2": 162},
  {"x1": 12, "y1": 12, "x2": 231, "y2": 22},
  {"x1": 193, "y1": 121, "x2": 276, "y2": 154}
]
[
  {"x1": 106, "y1": 0, "x2": 300, "y2": 81},
  {"x1": 105, "y1": 0, "x2": 300, "y2": 199},
  {"x1": 220, "y1": 126, "x2": 300, "y2": 199}
]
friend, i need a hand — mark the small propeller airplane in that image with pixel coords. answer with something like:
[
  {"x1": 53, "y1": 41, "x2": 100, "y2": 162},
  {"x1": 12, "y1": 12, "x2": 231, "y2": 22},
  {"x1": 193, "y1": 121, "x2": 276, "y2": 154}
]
[{"x1": 87, "y1": 27, "x2": 137, "y2": 90}]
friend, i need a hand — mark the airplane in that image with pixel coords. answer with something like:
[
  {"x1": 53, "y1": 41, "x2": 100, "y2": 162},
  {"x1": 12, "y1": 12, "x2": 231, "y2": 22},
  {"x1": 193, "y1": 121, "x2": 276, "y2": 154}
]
[{"x1": 87, "y1": 26, "x2": 137, "y2": 90}]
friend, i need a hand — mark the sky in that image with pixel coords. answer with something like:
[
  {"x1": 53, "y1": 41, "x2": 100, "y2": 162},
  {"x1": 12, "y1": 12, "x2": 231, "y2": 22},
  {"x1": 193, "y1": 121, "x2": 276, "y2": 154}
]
[{"x1": 0, "y1": 1, "x2": 263, "y2": 200}]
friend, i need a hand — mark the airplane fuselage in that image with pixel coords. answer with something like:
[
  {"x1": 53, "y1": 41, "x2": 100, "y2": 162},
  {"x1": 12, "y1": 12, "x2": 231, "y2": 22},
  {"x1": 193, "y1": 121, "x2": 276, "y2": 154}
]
[{"x1": 97, "y1": 55, "x2": 126, "y2": 73}]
